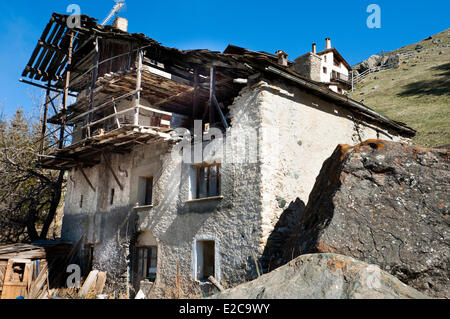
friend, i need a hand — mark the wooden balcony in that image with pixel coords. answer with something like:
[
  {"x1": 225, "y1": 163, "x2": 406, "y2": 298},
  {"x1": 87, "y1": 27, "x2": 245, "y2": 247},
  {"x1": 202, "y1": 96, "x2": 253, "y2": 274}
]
[{"x1": 330, "y1": 71, "x2": 351, "y2": 85}]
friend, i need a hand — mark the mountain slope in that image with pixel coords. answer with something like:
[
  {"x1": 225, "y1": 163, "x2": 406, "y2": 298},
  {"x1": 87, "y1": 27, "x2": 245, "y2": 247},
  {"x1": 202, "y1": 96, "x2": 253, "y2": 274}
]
[{"x1": 349, "y1": 29, "x2": 450, "y2": 147}]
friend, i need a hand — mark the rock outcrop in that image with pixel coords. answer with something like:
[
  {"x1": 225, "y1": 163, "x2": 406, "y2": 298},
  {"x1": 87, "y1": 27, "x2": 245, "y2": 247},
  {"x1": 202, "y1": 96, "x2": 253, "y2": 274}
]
[
  {"x1": 281, "y1": 140, "x2": 449, "y2": 298},
  {"x1": 354, "y1": 54, "x2": 400, "y2": 73},
  {"x1": 212, "y1": 253, "x2": 428, "y2": 299}
]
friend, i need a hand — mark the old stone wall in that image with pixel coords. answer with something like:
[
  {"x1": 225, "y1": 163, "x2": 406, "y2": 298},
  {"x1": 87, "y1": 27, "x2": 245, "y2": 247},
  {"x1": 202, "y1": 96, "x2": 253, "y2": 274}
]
[
  {"x1": 292, "y1": 53, "x2": 322, "y2": 82},
  {"x1": 61, "y1": 77, "x2": 409, "y2": 298}
]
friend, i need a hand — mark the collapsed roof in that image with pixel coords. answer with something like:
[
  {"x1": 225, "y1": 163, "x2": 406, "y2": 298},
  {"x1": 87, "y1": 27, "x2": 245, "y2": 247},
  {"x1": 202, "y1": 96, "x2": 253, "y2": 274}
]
[{"x1": 21, "y1": 12, "x2": 416, "y2": 144}]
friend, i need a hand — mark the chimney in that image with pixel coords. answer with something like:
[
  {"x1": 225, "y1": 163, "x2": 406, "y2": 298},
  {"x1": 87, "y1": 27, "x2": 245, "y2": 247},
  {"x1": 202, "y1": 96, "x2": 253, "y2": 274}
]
[
  {"x1": 312, "y1": 43, "x2": 317, "y2": 54},
  {"x1": 325, "y1": 38, "x2": 331, "y2": 50},
  {"x1": 113, "y1": 17, "x2": 128, "y2": 32},
  {"x1": 276, "y1": 50, "x2": 289, "y2": 66}
]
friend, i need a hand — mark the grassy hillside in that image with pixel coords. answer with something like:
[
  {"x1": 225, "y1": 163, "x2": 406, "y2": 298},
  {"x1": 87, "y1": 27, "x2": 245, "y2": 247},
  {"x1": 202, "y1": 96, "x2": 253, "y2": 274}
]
[{"x1": 350, "y1": 29, "x2": 450, "y2": 147}]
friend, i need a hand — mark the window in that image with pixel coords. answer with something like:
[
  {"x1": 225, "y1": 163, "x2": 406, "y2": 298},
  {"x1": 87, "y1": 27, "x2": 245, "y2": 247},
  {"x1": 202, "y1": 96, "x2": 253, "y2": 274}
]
[
  {"x1": 334, "y1": 58, "x2": 340, "y2": 67},
  {"x1": 136, "y1": 246, "x2": 157, "y2": 282},
  {"x1": 194, "y1": 164, "x2": 221, "y2": 199},
  {"x1": 324, "y1": 55, "x2": 327, "y2": 62},
  {"x1": 10, "y1": 263, "x2": 25, "y2": 282},
  {"x1": 196, "y1": 240, "x2": 215, "y2": 281},
  {"x1": 323, "y1": 67, "x2": 327, "y2": 74},
  {"x1": 80, "y1": 195, "x2": 84, "y2": 208},
  {"x1": 138, "y1": 177, "x2": 153, "y2": 206}
]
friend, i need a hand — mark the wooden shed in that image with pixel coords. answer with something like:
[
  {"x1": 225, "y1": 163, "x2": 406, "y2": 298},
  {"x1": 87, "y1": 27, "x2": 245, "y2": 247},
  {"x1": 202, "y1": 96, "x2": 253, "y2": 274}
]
[{"x1": 0, "y1": 242, "x2": 72, "y2": 299}]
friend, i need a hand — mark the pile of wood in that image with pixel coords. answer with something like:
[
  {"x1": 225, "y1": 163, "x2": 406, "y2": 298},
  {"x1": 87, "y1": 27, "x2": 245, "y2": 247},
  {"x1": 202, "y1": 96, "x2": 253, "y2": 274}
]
[
  {"x1": 0, "y1": 242, "x2": 72, "y2": 299},
  {"x1": 79, "y1": 270, "x2": 107, "y2": 298}
]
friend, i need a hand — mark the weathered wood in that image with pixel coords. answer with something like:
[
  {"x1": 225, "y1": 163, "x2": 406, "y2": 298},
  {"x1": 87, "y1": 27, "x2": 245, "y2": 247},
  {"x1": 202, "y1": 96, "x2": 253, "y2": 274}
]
[
  {"x1": 39, "y1": 80, "x2": 51, "y2": 155},
  {"x1": 79, "y1": 270, "x2": 99, "y2": 297},
  {"x1": 88, "y1": 37, "x2": 100, "y2": 138},
  {"x1": 208, "y1": 276, "x2": 225, "y2": 292},
  {"x1": 79, "y1": 167, "x2": 96, "y2": 192},
  {"x1": 1, "y1": 260, "x2": 33, "y2": 299},
  {"x1": 209, "y1": 67, "x2": 216, "y2": 125},
  {"x1": 102, "y1": 153, "x2": 123, "y2": 191},
  {"x1": 193, "y1": 69, "x2": 200, "y2": 122},
  {"x1": 95, "y1": 271, "x2": 107, "y2": 295},
  {"x1": 212, "y1": 95, "x2": 229, "y2": 129},
  {"x1": 58, "y1": 31, "x2": 74, "y2": 150},
  {"x1": 133, "y1": 50, "x2": 143, "y2": 126}
]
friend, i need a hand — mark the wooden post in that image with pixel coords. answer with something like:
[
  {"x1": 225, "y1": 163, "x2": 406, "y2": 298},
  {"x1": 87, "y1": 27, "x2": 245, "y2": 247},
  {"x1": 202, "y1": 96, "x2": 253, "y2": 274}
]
[
  {"x1": 133, "y1": 50, "x2": 143, "y2": 127},
  {"x1": 88, "y1": 37, "x2": 99, "y2": 138},
  {"x1": 59, "y1": 31, "x2": 74, "y2": 149},
  {"x1": 209, "y1": 66, "x2": 216, "y2": 127},
  {"x1": 193, "y1": 68, "x2": 199, "y2": 126},
  {"x1": 212, "y1": 95, "x2": 229, "y2": 129},
  {"x1": 39, "y1": 80, "x2": 51, "y2": 155}
]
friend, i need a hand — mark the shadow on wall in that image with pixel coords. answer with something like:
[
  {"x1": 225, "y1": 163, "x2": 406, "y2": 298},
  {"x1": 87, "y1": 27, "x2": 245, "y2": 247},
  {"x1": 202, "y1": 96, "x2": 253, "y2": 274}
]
[
  {"x1": 260, "y1": 198, "x2": 306, "y2": 274},
  {"x1": 397, "y1": 62, "x2": 450, "y2": 97}
]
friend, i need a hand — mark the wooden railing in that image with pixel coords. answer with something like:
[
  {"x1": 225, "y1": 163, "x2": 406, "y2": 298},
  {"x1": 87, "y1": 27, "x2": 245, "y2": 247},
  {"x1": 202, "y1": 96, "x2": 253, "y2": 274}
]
[{"x1": 331, "y1": 72, "x2": 350, "y2": 84}]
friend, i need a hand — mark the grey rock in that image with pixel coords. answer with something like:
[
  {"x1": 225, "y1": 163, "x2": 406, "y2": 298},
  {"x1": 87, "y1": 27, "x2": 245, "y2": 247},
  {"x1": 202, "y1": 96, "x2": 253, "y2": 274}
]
[
  {"x1": 359, "y1": 55, "x2": 381, "y2": 72},
  {"x1": 212, "y1": 254, "x2": 429, "y2": 299},
  {"x1": 281, "y1": 140, "x2": 450, "y2": 298}
]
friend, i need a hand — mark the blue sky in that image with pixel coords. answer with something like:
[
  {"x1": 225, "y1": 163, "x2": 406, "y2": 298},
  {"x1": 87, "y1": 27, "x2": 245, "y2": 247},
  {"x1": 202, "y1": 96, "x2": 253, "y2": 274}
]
[{"x1": 0, "y1": 0, "x2": 448, "y2": 118}]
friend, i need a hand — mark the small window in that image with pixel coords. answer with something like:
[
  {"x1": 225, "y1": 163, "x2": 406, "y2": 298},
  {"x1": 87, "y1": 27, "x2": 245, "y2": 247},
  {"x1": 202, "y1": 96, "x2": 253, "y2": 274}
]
[
  {"x1": 110, "y1": 188, "x2": 115, "y2": 205},
  {"x1": 138, "y1": 177, "x2": 153, "y2": 206},
  {"x1": 10, "y1": 263, "x2": 25, "y2": 282},
  {"x1": 334, "y1": 58, "x2": 340, "y2": 67},
  {"x1": 324, "y1": 55, "x2": 327, "y2": 62},
  {"x1": 194, "y1": 164, "x2": 221, "y2": 199},
  {"x1": 80, "y1": 195, "x2": 84, "y2": 208},
  {"x1": 136, "y1": 246, "x2": 157, "y2": 282},
  {"x1": 196, "y1": 240, "x2": 215, "y2": 281},
  {"x1": 323, "y1": 67, "x2": 327, "y2": 74}
]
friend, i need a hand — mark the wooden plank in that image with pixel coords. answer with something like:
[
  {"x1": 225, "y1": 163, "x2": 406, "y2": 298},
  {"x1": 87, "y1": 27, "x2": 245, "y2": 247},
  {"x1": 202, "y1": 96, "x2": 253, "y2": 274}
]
[
  {"x1": 27, "y1": 262, "x2": 48, "y2": 299},
  {"x1": 79, "y1": 270, "x2": 99, "y2": 297},
  {"x1": 95, "y1": 271, "x2": 107, "y2": 295},
  {"x1": 1, "y1": 260, "x2": 32, "y2": 299}
]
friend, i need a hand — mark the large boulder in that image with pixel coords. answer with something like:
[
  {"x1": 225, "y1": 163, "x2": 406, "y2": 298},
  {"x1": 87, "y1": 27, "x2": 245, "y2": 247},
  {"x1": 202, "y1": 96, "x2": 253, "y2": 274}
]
[
  {"x1": 358, "y1": 55, "x2": 381, "y2": 72},
  {"x1": 281, "y1": 140, "x2": 449, "y2": 298},
  {"x1": 212, "y1": 253, "x2": 428, "y2": 299}
]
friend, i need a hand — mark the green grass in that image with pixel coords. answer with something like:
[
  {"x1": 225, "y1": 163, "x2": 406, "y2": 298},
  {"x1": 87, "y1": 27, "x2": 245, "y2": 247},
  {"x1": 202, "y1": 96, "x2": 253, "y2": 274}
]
[{"x1": 350, "y1": 29, "x2": 450, "y2": 147}]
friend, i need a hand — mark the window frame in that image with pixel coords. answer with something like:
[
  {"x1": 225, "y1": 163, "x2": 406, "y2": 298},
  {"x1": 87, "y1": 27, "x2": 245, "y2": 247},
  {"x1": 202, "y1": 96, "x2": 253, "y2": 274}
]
[
  {"x1": 144, "y1": 177, "x2": 153, "y2": 206},
  {"x1": 194, "y1": 163, "x2": 221, "y2": 200},
  {"x1": 136, "y1": 176, "x2": 154, "y2": 207},
  {"x1": 135, "y1": 245, "x2": 158, "y2": 282}
]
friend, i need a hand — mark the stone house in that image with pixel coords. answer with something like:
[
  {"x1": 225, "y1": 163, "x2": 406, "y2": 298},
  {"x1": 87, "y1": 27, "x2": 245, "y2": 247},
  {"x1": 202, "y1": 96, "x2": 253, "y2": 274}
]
[
  {"x1": 293, "y1": 38, "x2": 352, "y2": 94},
  {"x1": 21, "y1": 13, "x2": 415, "y2": 298}
]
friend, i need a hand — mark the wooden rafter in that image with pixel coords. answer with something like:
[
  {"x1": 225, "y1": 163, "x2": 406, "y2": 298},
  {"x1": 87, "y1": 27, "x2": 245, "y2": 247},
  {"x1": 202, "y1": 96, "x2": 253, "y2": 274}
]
[
  {"x1": 79, "y1": 166, "x2": 96, "y2": 192},
  {"x1": 101, "y1": 152, "x2": 124, "y2": 191}
]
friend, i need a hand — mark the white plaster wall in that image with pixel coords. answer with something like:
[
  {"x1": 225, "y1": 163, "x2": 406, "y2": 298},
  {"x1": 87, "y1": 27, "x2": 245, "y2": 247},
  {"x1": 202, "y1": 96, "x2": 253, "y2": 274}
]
[
  {"x1": 320, "y1": 51, "x2": 350, "y2": 83},
  {"x1": 255, "y1": 80, "x2": 405, "y2": 249}
]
